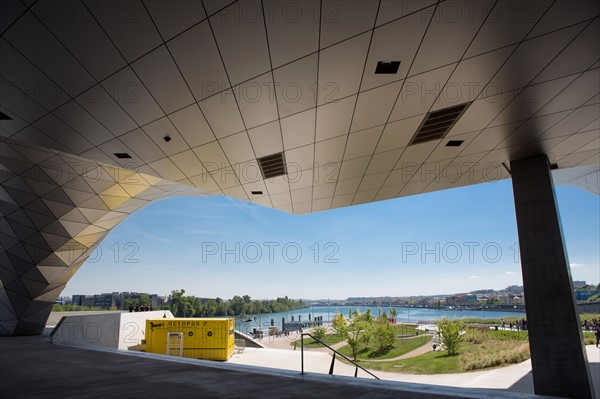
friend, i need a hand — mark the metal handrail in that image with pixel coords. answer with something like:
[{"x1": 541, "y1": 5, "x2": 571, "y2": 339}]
[{"x1": 300, "y1": 333, "x2": 380, "y2": 380}]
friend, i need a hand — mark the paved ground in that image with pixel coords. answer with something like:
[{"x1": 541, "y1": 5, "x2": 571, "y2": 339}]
[
  {"x1": 236, "y1": 331, "x2": 600, "y2": 396},
  {"x1": 0, "y1": 337, "x2": 571, "y2": 399}
]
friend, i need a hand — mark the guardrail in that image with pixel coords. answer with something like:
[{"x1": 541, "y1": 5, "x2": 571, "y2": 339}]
[{"x1": 300, "y1": 333, "x2": 379, "y2": 380}]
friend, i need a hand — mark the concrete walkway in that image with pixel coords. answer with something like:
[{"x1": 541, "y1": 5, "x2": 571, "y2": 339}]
[
  {"x1": 229, "y1": 344, "x2": 600, "y2": 397},
  {"x1": 0, "y1": 337, "x2": 560, "y2": 399}
]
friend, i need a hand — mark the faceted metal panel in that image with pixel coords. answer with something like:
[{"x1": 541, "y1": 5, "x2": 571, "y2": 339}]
[{"x1": 0, "y1": 139, "x2": 206, "y2": 336}]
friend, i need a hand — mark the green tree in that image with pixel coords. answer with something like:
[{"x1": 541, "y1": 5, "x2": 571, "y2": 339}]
[
  {"x1": 436, "y1": 317, "x2": 464, "y2": 356},
  {"x1": 332, "y1": 313, "x2": 347, "y2": 338},
  {"x1": 372, "y1": 312, "x2": 395, "y2": 354},
  {"x1": 389, "y1": 307, "x2": 398, "y2": 320},
  {"x1": 313, "y1": 326, "x2": 327, "y2": 342},
  {"x1": 346, "y1": 318, "x2": 372, "y2": 361}
]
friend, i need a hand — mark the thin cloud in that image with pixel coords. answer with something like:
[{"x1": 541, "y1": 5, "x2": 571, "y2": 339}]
[
  {"x1": 468, "y1": 275, "x2": 480, "y2": 279},
  {"x1": 570, "y1": 262, "x2": 584, "y2": 269},
  {"x1": 505, "y1": 271, "x2": 516, "y2": 275}
]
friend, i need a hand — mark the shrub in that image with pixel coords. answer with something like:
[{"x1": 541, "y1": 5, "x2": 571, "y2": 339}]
[{"x1": 436, "y1": 317, "x2": 464, "y2": 356}]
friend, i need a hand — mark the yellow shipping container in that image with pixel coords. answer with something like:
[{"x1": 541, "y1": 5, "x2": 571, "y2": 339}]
[{"x1": 145, "y1": 318, "x2": 234, "y2": 361}]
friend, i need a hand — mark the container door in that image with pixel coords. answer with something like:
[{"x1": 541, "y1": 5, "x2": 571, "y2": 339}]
[{"x1": 166, "y1": 332, "x2": 184, "y2": 357}]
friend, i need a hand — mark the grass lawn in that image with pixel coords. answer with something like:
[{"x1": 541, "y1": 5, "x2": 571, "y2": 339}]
[
  {"x1": 359, "y1": 345, "x2": 469, "y2": 374},
  {"x1": 291, "y1": 333, "x2": 346, "y2": 348},
  {"x1": 392, "y1": 324, "x2": 425, "y2": 336},
  {"x1": 338, "y1": 335, "x2": 431, "y2": 360}
]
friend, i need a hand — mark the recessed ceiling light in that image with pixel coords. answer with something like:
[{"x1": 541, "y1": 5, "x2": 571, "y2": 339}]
[
  {"x1": 375, "y1": 61, "x2": 400, "y2": 74},
  {"x1": 164, "y1": 135, "x2": 171, "y2": 142},
  {"x1": 251, "y1": 191, "x2": 263, "y2": 195},
  {"x1": 446, "y1": 140, "x2": 464, "y2": 147},
  {"x1": 0, "y1": 111, "x2": 12, "y2": 120},
  {"x1": 114, "y1": 153, "x2": 132, "y2": 159}
]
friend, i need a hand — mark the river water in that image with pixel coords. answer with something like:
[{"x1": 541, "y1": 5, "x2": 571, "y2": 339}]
[{"x1": 234, "y1": 305, "x2": 526, "y2": 332}]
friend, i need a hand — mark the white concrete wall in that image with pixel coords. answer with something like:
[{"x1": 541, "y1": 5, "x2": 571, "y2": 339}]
[{"x1": 51, "y1": 311, "x2": 173, "y2": 349}]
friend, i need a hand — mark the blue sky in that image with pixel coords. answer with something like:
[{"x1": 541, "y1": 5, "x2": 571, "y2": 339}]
[{"x1": 61, "y1": 180, "x2": 600, "y2": 299}]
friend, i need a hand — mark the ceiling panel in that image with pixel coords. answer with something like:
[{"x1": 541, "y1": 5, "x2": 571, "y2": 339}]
[
  {"x1": 0, "y1": 77, "x2": 48, "y2": 123},
  {"x1": 219, "y1": 131, "x2": 255, "y2": 165},
  {"x1": 315, "y1": 95, "x2": 356, "y2": 141},
  {"x1": 361, "y1": 10, "x2": 431, "y2": 91},
  {"x1": 388, "y1": 64, "x2": 456, "y2": 122},
  {"x1": 365, "y1": 149, "x2": 402, "y2": 175},
  {"x1": 489, "y1": 23, "x2": 587, "y2": 93},
  {"x1": 281, "y1": 109, "x2": 315, "y2": 150},
  {"x1": 0, "y1": 38, "x2": 70, "y2": 111},
  {"x1": 527, "y1": 0, "x2": 600, "y2": 38},
  {"x1": 75, "y1": 86, "x2": 137, "y2": 136},
  {"x1": 119, "y1": 129, "x2": 164, "y2": 164},
  {"x1": 209, "y1": 1, "x2": 271, "y2": 86},
  {"x1": 248, "y1": 121, "x2": 283, "y2": 158},
  {"x1": 198, "y1": 89, "x2": 245, "y2": 139},
  {"x1": 433, "y1": 46, "x2": 514, "y2": 111},
  {"x1": 32, "y1": 1, "x2": 125, "y2": 81},
  {"x1": 319, "y1": 0, "x2": 378, "y2": 48},
  {"x1": 285, "y1": 144, "x2": 314, "y2": 172},
  {"x1": 541, "y1": 104, "x2": 600, "y2": 140},
  {"x1": 100, "y1": 67, "x2": 163, "y2": 126},
  {"x1": 375, "y1": 115, "x2": 423, "y2": 153},
  {"x1": 410, "y1": 0, "x2": 492, "y2": 76},
  {"x1": 264, "y1": 0, "x2": 319, "y2": 68},
  {"x1": 141, "y1": 117, "x2": 189, "y2": 156},
  {"x1": 318, "y1": 33, "x2": 370, "y2": 105},
  {"x1": 132, "y1": 45, "x2": 195, "y2": 114},
  {"x1": 144, "y1": 0, "x2": 207, "y2": 41},
  {"x1": 84, "y1": 0, "x2": 162, "y2": 63},
  {"x1": 344, "y1": 127, "x2": 383, "y2": 160},
  {"x1": 314, "y1": 136, "x2": 346, "y2": 166},
  {"x1": 351, "y1": 81, "x2": 403, "y2": 132},
  {"x1": 358, "y1": 171, "x2": 388, "y2": 192},
  {"x1": 338, "y1": 156, "x2": 371, "y2": 181},
  {"x1": 536, "y1": 68, "x2": 600, "y2": 115},
  {"x1": 263, "y1": 175, "x2": 290, "y2": 195},
  {"x1": 465, "y1": 1, "x2": 552, "y2": 58},
  {"x1": 52, "y1": 101, "x2": 114, "y2": 146},
  {"x1": 234, "y1": 72, "x2": 278, "y2": 129},
  {"x1": 4, "y1": 12, "x2": 95, "y2": 98},
  {"x1": 169, "y1": 150, "x2": 207, "y2": 179},
  {"x1": 489, "y1": 75, "x2": 578, "y2": 128},
  {"x1": 273, "y1": 54, "x2": 318, "y2": 118},
  {"x1": 33, "y1": 114, "x2": 93, "y2": 155},
  {"x1": 534, "y1": 19, "x2": 600, "y2": 84},
  {"x1": 169, "y1": 104, "x2": 216, "y2": 148},
  {"x1": 192, "y1": 140, "x2": 230, "y2": 171},
  {"x1": 376, "y1": 0, "x2": 436, "y2": 27},
  {"x1": 167, "y1": 21, "x2": 229, "y2": 101}
]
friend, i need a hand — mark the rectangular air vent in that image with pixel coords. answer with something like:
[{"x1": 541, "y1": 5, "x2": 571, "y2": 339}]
[
  {"x1": 409, "y1": 103, "x2": 471, "y2": 146},
  {"x1": 446, "y1": 140, "x2": 464, "y2": 147},
  {"x1": 258, "y1": 152, "x2": 287, "y2": 179},
  {"x1": 114, "y1": 152, "x2": 132, "y2": 159},
  {"x1": 375, "y1": 61, "x2": 400, "y2": 74},
  {"x1": 0, "y1": 111, "x2": 12, "y2": 120},
  {"x1": 251, "y1": 190, "x2": 263, "y2": 195}
]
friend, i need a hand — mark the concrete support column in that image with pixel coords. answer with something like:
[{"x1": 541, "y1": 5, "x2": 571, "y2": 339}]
[{"x1": 511, "y1": 155, "x2": 595, "y2": 399}]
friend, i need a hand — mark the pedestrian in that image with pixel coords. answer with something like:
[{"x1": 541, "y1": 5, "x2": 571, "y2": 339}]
[{"x1": 595, "y1": 326, "x2": 600, "y2": 348}]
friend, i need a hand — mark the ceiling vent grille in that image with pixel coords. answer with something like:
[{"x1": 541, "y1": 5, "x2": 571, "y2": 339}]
[
  {"x1": 258, "y1": 152, "x2": 287, "y2": 179},
  {"x1": 409, "y1": 103, "x2": 471, "y2": 146}
]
